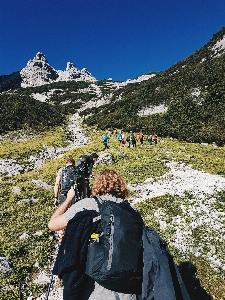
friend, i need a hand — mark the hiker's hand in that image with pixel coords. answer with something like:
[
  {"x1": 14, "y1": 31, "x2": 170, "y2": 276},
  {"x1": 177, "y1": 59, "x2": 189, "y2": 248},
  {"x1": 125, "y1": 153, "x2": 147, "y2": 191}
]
[{"x1": 54, "y1": 198, "x2": 59, "y2": 207}]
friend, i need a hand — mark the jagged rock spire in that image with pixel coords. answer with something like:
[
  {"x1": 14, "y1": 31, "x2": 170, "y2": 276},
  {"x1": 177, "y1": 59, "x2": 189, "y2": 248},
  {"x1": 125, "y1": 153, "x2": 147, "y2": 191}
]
[
  {"x1": 2, "y1": 52, "x2": 97, "y2": 88},
  {"x1": 57, "y1": 60, "x2": 96, "y2": 82},
  {"x1": 20, "y1": 52, "x2": 58, "y2": 87},
  {"x1": 34, "y1": 52, "x2": 48, "y2": 62}
]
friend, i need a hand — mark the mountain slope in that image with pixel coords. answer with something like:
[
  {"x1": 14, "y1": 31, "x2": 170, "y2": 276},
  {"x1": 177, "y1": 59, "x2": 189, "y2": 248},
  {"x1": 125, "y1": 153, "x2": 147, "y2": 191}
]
[
  {"x1": 0, "y1": 27, "x2": 225, "y2": 145},
  {"x1": 0, "y1": 128, "x2": 225, "y2": 299},
  {"x1": 83, "y1": 26, "x2": 225, "y2": 145}
]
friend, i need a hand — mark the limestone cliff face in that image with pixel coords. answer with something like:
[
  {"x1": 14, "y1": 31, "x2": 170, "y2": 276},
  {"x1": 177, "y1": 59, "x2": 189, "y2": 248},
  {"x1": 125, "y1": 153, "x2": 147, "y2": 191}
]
[
  {"x1": 57, "y1": 62, "x2": 96, "y2": 82},
  {"x1": 0, "y1": 52, "x2": 96, "y2": 91},
  {"x1": 20, "y1": 52, "x2": 59, "y2": 87}
]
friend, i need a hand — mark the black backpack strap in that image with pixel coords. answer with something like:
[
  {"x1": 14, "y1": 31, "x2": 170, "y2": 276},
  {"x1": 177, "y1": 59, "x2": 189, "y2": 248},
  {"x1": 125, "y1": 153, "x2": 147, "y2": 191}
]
[
  {"x1": 93, "y1": 196, "x2": 102, "y2": 211},
  {"x1": 92, "y1": 196, "x2": 102, "y2": 224}
]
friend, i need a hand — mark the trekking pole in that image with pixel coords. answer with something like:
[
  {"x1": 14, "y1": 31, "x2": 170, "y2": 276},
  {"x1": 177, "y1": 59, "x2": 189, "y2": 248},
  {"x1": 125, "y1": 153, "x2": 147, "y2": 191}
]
[
  {"x1": 46, "y1": 242, "x2": 60, "y2": 300},
  {"x1": 46, "y1": 272, "x2": 54, "y2": 300}
]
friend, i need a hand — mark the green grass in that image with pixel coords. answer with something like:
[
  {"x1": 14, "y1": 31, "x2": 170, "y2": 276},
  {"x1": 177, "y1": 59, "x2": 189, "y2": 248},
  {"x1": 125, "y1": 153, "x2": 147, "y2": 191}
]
[
  {"x1": 136, "y1": 192, "x2": 225, "y2": 299},
  {"x1": 0, "y1": 127, "x2": 224, "y2": 299},
  {"x1": 0, "y1": 127, "x2": 68, "y2": 161}
]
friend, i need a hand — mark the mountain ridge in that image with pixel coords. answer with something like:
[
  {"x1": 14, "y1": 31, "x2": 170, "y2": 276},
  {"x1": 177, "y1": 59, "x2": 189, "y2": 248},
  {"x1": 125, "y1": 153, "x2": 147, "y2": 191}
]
[
  {"x1": 83, "y1": 26, "x2": 225, "y2": 145},
  {"x1": 0, "y1": 27, "x2": 225, "y2": 145},
  {"x1": 0, "y1": 52, "x2": 97, "y2": 91}
]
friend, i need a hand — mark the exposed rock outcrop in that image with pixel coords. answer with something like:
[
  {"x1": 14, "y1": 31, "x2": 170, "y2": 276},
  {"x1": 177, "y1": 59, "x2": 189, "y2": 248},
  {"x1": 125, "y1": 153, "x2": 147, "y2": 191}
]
[
  {"x1": 57, "y1": 62, "x2": 96, "y2": 82},
  {"x1": 20, "y1": 52, "x2": 59, "y2": 88},
  {"x1": 0, "y1": 257, "x2": 11, "y2": 274},
  {"x1": 0, "y1": 52, "x2": 96, "y2": 91},
  {"x1": 96, "y1": 153, "x2": 114, "y2": 165}
]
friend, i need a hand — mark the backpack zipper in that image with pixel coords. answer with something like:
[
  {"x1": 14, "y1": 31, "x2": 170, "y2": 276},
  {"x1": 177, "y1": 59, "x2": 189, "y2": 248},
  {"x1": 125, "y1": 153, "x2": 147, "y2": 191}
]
[{"x1": 107, "y1": 213, "x2": 114, "y2": 271}]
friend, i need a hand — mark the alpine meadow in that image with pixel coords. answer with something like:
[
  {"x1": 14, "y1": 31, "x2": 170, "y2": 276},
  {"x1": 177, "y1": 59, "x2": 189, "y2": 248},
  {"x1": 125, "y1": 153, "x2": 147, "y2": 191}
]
[{"x1": 0, "y1": 27, "x2": 225, "y2": 299}]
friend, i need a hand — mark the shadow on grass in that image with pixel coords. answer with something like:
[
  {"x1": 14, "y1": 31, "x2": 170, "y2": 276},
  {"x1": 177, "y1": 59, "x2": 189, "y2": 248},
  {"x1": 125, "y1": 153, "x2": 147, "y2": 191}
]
[{"x1": 178, "y1": 262, "x2": 212, "y2": 300}]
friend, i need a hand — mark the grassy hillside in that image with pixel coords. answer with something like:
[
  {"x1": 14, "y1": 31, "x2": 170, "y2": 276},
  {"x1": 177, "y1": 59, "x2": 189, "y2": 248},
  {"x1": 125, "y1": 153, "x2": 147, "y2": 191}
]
[
  {"x1": 1, "y1": 28, "x2": 225, "y2": 145},
  {"x1": 0, "y1": 91, "x2": 67, "y2": 133},
  {"x1": 0, "y1": 78, "x2": 124, "y2": 135},
  {"x1": 0, "y1": 126, "x2": 224, "y2": 299},
  {"x1": 83, "y1": 27, "x2": 225, "y2": 145}
]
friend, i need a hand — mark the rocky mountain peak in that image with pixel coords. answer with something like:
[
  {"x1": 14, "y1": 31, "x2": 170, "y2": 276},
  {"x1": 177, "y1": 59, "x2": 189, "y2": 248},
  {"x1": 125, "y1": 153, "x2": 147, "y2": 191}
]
[
  {"x1": 20, "y1": 52, "x2": 58, "y2": 88},
  {"x1": 66, "y1": 62, "x2": 77, "y2": 70},
  {"x1": 81, "y1": 68, "x2": 88, "y2": 73},
  {"x1": 0, "y1": 52, "x2": 96, "y2": 91},
  {"x1": 57, "y1": 61, "x2": 96, "y2": 82},
  {"x1": 34, "y1": 52, "x2": 48, "y2": 62}
]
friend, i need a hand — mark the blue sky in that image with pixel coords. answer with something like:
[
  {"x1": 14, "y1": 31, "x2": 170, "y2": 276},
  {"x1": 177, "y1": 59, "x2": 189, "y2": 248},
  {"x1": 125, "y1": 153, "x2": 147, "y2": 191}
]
[{"x1": 1, "y1": 0, "x2": 225, "y2": 81}]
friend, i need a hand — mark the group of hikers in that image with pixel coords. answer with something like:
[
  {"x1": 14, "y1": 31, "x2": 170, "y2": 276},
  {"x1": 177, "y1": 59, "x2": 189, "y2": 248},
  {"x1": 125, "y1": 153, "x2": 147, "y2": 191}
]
[
  {"x1": 102, "y1": 130, "x2": 158, "y2": 151},
  {"x1": 48, "y1": 152, "x2": 190, "y2": 300}
]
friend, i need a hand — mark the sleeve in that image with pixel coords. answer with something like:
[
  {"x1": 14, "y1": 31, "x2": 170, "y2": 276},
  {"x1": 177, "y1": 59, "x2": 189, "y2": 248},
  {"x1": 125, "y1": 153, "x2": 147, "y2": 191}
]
[
  {"x1": 64, "y1": 198, "x2": 99, "y2": 223},
  {"x1": 57, "y1": 167, "x2": 63, "y2": 177}
]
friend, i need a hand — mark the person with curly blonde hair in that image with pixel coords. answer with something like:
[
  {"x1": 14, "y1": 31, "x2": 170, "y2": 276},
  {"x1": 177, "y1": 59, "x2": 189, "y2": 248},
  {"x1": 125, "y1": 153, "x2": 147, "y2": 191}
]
[
  {"x1": 48, "y1": 169, "x2": 141, "y2": 299},
  {"x1": 92, "y1": 169, "x2": 129, "y2": 199},
  {"x1": 48, "y1": 169, "x2": 130, "y2": 231}
]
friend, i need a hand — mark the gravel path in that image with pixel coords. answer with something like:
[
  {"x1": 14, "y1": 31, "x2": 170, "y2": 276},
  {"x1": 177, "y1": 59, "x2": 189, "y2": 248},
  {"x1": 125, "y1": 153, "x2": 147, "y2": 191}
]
[{"x1": 0, "y1": 113, "x2": 89, "y2": 179}]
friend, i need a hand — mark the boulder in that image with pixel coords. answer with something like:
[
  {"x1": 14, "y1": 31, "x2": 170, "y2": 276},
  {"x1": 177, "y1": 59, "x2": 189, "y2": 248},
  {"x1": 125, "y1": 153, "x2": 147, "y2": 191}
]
[
  {"x1": 0, "y1": 257, "x2": 11, "y2": 273},
  {"x1": 96, "y1": 153, "x2": 114, "y2": 165}
]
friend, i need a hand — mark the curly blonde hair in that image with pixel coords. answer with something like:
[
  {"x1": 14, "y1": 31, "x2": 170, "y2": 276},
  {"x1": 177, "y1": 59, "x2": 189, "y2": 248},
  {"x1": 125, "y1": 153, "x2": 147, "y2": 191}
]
[{"x1": 92, "y1": 169, "x2": 129, "y2": 199}]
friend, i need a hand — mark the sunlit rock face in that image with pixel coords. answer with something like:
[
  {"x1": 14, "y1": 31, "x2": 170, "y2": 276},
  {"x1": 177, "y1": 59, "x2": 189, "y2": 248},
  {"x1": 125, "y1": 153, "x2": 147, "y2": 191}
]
[
  {"x1": 0, "y1": 52, "x2": 96, "y2": 91},
  {"x1": 211, "y1": 34, "x2": 225, "y2": 57},
  {"x1": 57, "y1": 62, "x2": 96, "y2": 82},
  {"x1": 20, "y1": 52, "x2": 59, "y2": 87}
]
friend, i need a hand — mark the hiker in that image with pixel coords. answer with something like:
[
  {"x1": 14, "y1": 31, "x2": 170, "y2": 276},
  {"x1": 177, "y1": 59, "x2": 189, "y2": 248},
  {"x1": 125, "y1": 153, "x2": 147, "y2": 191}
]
[
  {"x1": 131, "y1": 134, "x2": 136, "y2": 148},
  {"x1": 48, "y1": 169, "x2": 143, "y2": 299},
  {"x1": 147, "y1": 134, "x2": 152, "y2": 145},
  {"x1": 49, "y1": 169, "x2": 191, "y2": 300},
  {"x1": 75, "y1": 152, "x2": 99, "y2": 197},
  {"x1": 117, "y1": 130, "x2": 125, "y2": 150},
  {"x1": 153, "y1": 133, "x2": 158, "y2": 144},
  {"x1": 139, "y1": 132, "x2": 144, "y2": 146},
  {"x1": 126, "y1": 135, "x2": 131, "y2": 148},
  {"x1": 102, "y1": 134, "x2": 110, "y2": 151},
  {"x1": 81, "y1": 152, "x2": 98, "y2": 178},
  {"x1": 54, "y1": 157, "x2": 80, "y2": 207}
]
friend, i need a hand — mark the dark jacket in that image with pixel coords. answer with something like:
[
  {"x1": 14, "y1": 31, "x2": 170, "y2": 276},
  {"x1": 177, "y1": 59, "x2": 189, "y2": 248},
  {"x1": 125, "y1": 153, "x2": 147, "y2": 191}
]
[
  {"x1": 53, "y1": 212, "x2": 190, "y2": 300},
  {"x1": 142, "y1": 227, "x2": 190, "y2": 300},
  {"x1": 53, "y1": 209, "x2": 100, "y2": 300}
]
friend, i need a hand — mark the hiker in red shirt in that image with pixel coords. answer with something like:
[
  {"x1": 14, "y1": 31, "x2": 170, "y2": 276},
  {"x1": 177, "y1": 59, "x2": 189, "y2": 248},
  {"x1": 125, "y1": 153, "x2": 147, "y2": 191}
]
[
  {"x1": 139, "y1": 132, "x2": 144, "y2": 146},
  {"x1": 153, "y1": 134, "x2": 158, "y2": 144}
]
